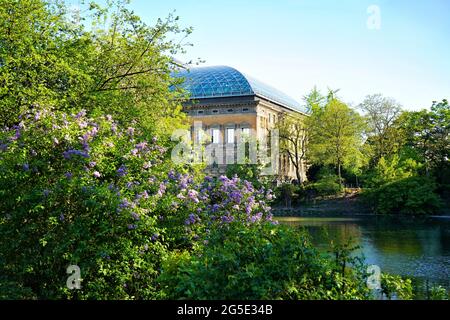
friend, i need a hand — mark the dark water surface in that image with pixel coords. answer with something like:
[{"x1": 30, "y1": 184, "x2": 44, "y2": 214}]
[{"x1": 278, "y1": 215, "x2": 450, "y2": 292}]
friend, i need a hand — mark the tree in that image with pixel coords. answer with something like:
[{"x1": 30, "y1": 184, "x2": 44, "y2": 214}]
[
  {"x1": 276, "y1": 113, "x2": 308, "y2": 184},
  {"x1": 359, "y1": 94, "x2": 403, "y2": 164},
  {"x1": 0, "y1": 0, "x2": 192, "y2": 138},
  {"x1": 398, "y1": 99, "x2": 450, "y2": 179},
  {"x1": 308, "y1": 97, "x2": 365, "y2": 187}
]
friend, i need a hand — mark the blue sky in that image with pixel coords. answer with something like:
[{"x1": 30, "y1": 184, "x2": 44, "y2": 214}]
[{"x1": 70, "y1": 0, "x2": 450, "y2": 110}]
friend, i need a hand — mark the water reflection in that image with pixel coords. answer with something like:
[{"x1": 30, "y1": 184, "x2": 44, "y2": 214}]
[{"x1": 278, "y1": 215, "x2": 450, "y2": 292}]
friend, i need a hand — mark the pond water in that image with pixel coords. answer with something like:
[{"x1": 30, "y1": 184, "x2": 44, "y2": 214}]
[{"x1": 277, "y1": 215, "x2": 450, "y2": 294}]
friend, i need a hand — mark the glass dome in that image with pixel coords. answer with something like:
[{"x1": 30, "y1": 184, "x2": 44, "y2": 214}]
[{"x1": 172, "y1": 65, "x2": 306, "y2": 113}]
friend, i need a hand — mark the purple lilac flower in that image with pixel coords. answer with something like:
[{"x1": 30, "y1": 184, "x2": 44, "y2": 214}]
[
  {"x1": 230, "y1": 191, "x2": 243, "y2": 204},
  {"x1": 156, "y1": 183, "x2": 166, "y2": 197},
  {"x1": 117, "y1": 165, "x2": 128, "y2": 177},
  {"x1": 187, "y1": 189, "x2": 199, "y2": 203},
  {"x1": 0, "y1": 143, "x2": 8, "y2": 152},
  {"x1": 135, "y1": 190, "x2": 149, "y2": 201},
  {"x1": 168, "y1": 170, "x2": 176, "y2": 180},
  {"x1": 152, "y1": 136, "x2": 158, "y2": 143},
  {"x1": 34, "y1": 111, "x2": 41, "y2": 121},
  {"x1": 63, "y1": 149, "x2": 89, "y2": 159},
  {"x1": 9, "y1": 129, "x2": 20, "y2": 141},
  {"x1": 118, "y1": 198, "x2": 133, "y2": 210},
  {"x1": 177, "y1": 193, "x2": 185, "y2": 200},
  {"x1": 151, "y1": 233, "x2": 159, "y2": 241},
  {"x1": 23, "y1": 163, "x2": 29, "y2": 171},
  {"x1": 78, "y1": 121, "x2": 88, "y2": 128},
  {"x1": 106, "y1": 114, "x2": 113, "y2": 121},
  {"x1": 131, "y1": 212, "x2": 140, "y2": 221},
  {"x1": 127, "y1": 127, "x2": 135, "y2": 136},
  {"x1": 125, "y1": 182, "x2": 134, "y2": 189},
  {"x1": 185, "y1": 213, "x2": 197, "y2": 225},
  {"x1": 142, "y1": 162, "x2": 151, "y2": 169},
  {"x1": 59, "y1": 214, "x2": 65, "y2": 222},
  {"x1": 89, "y1": 161, "x2": 96, "y2": 168},
  {"x1": 74, "y1": 109, "x2": 86, "y2": 119},
  {"x1": 249, "y1": 212, "x2": 263, "y2": 223},
  {"x1": 127, "y1": 224, "x2": 137, "y2": 230},
  {"x1": 43, "y1": 189, "x2": 50, "y2": 197},
  {"x1": 221, "y1": 215, "x2": 234, "y2": 223},
  {"x1": 93, "y1": 171, "x2": 101, "y2": 178},
  {"x1": 136, "y1": 142, "x2": 147, "y2": 150},
  {"x1": 65, "y1": 172, "x2": 73, "y2": 179}
]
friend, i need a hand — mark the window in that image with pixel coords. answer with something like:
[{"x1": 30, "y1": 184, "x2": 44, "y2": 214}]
[
  {"x1": 198, "y1": 110, "x2": 204, "y2": 114},
  {"x1": 211, "y1": 128, "x2": 220, "y2": 144},
  {"x1": 241, "y1": 127, "x2": 250, "y2": 137},
  {"x1": 243, "y1": 108, "x2": 249, "y2": 112},
  {"x1": 196, "y1": 129, "x2": 204, "y2": 144},
  {"x1": 226, "y1": 128, "x2": 235, "y2": 144},
  {"x1": 212, "y1": 110, "x2": 219, "y2": 113},
  {"x1": 227, "y1": 109, "x2": 233, "y2": 113}
]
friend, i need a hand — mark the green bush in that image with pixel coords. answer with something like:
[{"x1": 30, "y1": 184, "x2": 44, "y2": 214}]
[
  {"x1": 364, "y1": 176, "x2": 442, "y2": 215},
  {"x1": 381, "y1": 274, "x2": 414, "y2": 300},
  {"x1": 158, "y1": 222, "x2": 372, "y2": 300},
  {"x1": 0, "y1": 107, "x2": 277, "y2": 299},
  {"x1": 305, "y1": 174, "x2": 343, "y2": 197},
  {"x1": 430, "y1": 285, "x2": 449, "y2": 300},
  {"x1": 273, "y1": 183, "x2": 300, "y2": 206}
]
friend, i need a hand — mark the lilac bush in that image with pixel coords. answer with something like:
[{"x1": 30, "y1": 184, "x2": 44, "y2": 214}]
[{"x1": 0, "y1": 106, "x2": 276, "y2": 299}]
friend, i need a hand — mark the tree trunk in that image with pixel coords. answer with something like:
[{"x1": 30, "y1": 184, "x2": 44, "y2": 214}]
[{"x1": 338, "y1": 162, "x2": 342, "y2": 189}]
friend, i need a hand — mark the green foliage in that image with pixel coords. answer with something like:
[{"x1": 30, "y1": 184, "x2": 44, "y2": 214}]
[
  {"x1": 381, "y1": 274, "x2": 414, "y2": 300},
  {"x1": 0, "y1": 0, "x2": 191, "y2": 138},
  {"x1": 307, "y1": 92, "x2": 366, "y2": 184},
  {"x1": 273, "y1": 183, "x2": 302, "y2": 206},
  {"x1": 364, "y1": 176, "x2": 442, "y2": 215},
  {"x1": 158, "y1": 223, "x2": 372, "y2": 300},
  {"x1": 305, "y1": 174, "x2": 343, "y2": 197},
  {"x1": 359, "y1": 94, "x2": 403, "y2": 164},
  {"x1": 225, "y1": 160, "x2": 266, "y2": 190},
  {"x1": 364, "y1": 154, "x2": 423, "y2": 188},
  {"x1": 0, "y1": 108, "x2": 174, "y2": 299},
  {"x1": 0, "y1": 107, "x2": 277, "y2": 299},
  {"x1": 429, "y1": 285, "x2": 449, "y2": 300}
]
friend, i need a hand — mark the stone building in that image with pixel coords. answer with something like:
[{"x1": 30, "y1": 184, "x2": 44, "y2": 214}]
[{"x1": 173, "y1": 65, "x2": 308, "y2": 182}]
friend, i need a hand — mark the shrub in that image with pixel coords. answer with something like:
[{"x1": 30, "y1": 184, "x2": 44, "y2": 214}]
[
  {"x1": 364, "y1": 176, "x2": 442, "y2": 215},
  {"x1": 304, "y1": 174, "x2": 343, "y2": 197},
  {"x1": 0, "y1": 107, "x2": 174, "y2": 299},
  {"x1": 0, "y1": 107, "x2": 277, "y2": 299},
  {"x1": 430, "y1": 285, "x2": 449, "y2": 300},
  {"x1": 381, "y1": 274, "x2": 414, "y2": 300},
  {"x1": 158, "y1": 222, "x2": 372, "y2": 300},
  {"x1": 273, "y1": 183, "x2": 300, "y2": 206}
]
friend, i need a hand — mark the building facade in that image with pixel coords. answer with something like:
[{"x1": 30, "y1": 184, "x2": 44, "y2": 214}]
[{"x1": 173, "y1": 65, "x2": 307, "y2": 182}]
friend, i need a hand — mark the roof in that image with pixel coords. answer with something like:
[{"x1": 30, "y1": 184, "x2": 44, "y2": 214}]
[{"x1": 171, "y1": 65, "x2": 306, "y2": 113}]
